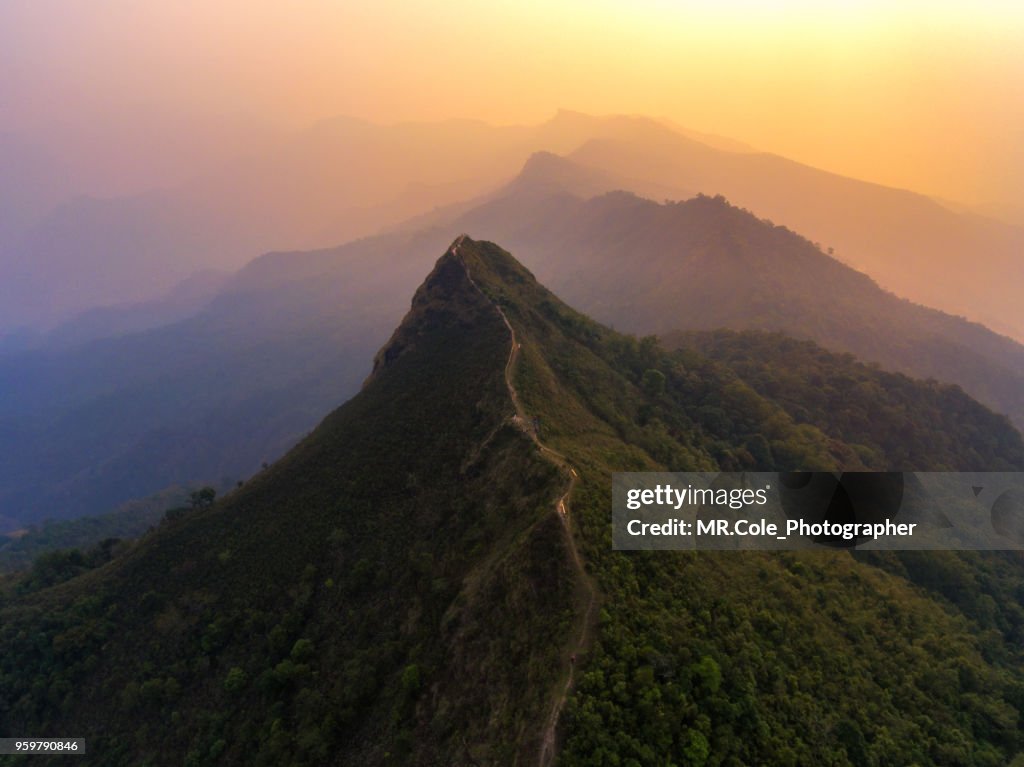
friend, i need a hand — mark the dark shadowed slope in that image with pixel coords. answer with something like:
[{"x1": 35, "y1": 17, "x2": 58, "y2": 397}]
[
  {"x1": 0, "y1": 239, "x2": 582, "y2": 764},
  {"x1": 0, "y1": 263, "x2": 399, "y2": 525}
]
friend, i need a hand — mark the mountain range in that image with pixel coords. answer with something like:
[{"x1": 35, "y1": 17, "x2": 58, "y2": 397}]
[
  {"x1": 0, "y1": 111, "x2": 710, "y2": 331},
  {"x1": 563, "y1": 123, "x2": 1024, "y2": 341},
  {"x1": 2, "y1": 152, "x2": 1023, "y2": 530},
  {"x1": 2, "y1": 111, "x2": 1022, "y2": 343},
  {"x1": 2, "y1": 238, "x2": 1023, "y2": 765}
]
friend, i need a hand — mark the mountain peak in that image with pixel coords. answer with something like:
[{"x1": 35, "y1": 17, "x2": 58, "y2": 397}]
[
  {"x1": 363, "y1": 236, "x2": 482, "y2": 386},
  {"x1": 504, "y1": 151, "x2": 620, "y2": 200},
  {"x1": 360, "y1": 235, "x2": 539, "y2": 391},
  {"x1": 519, "y1": 150, "x2": 568, "y2": 175}
]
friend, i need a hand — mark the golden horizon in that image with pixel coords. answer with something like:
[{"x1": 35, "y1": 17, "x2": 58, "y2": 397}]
[{"x1": 1, "y1": 0, "x2": 1021, "y2": 205}]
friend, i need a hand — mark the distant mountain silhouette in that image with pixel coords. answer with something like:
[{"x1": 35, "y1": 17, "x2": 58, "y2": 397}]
[
  {"x1": 38, "y1": 269, "x2": 230, "y2": 350},
  {"x1": 565, "y1": 134, "x2": 1024, "y2": 340},
  {"x1": 4, "y1": 111, "x2": 1019, "y2": 340},
  {"x1": 0, "y1": 112, "x2": 705, "y2": 331},
  {"x1": 0, "y1": 191, "x2": 253, "y2": 331}
]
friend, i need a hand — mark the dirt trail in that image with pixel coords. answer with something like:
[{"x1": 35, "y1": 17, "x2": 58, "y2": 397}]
[{"x1": 451, "y1": 236, "x2": 597, "y2": 766}]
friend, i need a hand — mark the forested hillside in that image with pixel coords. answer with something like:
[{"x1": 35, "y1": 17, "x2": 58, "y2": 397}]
[
  {"x1": 1, "y1": 239, "x2": 1022, "y2": 765},
  {"x1": 670, "y1": 329, "x2": 1024, "y2": 471},
  {"x1": 473, "y1": 242, "x2": 1024, "y2": 765}
]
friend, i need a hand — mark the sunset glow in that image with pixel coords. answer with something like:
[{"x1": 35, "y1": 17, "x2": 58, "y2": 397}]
[{"x1": 2, "y1": 0, "x2": 1021, "y2": 204}]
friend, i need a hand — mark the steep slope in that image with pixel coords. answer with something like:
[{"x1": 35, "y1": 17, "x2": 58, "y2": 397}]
[
  {"x1": 0, "y1": 217, "x2": 469, "y2": 526},
  {"x1": 2, "y1": 238, "x2": 1024, "y2": 766},
  {"x1": 0, "y1": 239, "x2": 582, "y2": 764}
]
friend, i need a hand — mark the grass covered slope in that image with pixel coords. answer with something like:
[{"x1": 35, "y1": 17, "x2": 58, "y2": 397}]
[{"x1": 0, "y1": 244, "x2": 581, "y2": 765}]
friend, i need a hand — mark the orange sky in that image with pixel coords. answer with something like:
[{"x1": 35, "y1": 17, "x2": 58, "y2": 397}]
[{"x1": 2, "y1": 0, "x2": 1021, "y2": 206}]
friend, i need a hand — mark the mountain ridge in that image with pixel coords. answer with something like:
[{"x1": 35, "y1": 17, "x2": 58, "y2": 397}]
[
  {"x1": 565, "y1": 136, "x2": 1024, "y2": 340},
  {"x1": 0, "y1": 236, "x2": 586, "y2": 763},
  {"x1": 447, "y1": 235, "x2": 596, "y2": 765}
]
